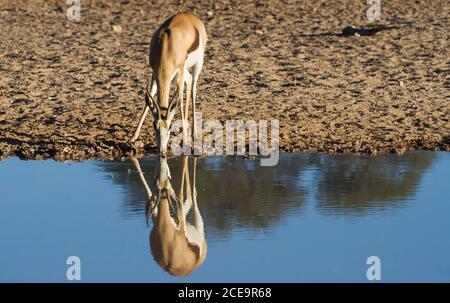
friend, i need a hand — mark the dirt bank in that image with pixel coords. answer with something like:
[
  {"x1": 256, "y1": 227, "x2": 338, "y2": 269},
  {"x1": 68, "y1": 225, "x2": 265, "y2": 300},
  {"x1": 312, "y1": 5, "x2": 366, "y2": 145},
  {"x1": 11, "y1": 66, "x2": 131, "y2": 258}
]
[{"x1": 0, "y1": 0, "x2": 448, "y2": 160}]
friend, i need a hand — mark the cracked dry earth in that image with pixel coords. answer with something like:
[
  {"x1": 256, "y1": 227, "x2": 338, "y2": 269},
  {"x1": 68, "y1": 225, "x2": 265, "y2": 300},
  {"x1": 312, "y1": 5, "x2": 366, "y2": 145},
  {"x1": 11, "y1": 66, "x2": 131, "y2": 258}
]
[{"x1": 0, "y1": 0, "x2": 449, "y2": 160}]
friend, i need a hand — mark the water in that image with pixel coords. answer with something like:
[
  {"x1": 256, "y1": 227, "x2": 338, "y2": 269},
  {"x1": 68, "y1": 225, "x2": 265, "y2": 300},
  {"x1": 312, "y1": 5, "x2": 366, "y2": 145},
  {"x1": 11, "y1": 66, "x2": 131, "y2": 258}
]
[{"x1": 0, "y1": 151, "x2": 449, "y2": 282}]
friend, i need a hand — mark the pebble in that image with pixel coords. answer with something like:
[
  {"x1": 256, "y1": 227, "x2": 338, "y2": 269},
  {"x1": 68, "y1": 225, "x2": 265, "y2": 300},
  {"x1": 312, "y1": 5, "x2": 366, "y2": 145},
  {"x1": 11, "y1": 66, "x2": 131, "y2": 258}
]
[{"x1": 112, "y1": 25, "x2": 122, "y2": 33}]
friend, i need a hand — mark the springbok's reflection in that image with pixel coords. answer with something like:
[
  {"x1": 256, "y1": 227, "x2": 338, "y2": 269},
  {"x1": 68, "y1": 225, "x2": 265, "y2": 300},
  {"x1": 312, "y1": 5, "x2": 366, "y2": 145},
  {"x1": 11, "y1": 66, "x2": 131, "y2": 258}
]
[{"x1": 131, "y1": 156, "x2": 206, "y2": 276}]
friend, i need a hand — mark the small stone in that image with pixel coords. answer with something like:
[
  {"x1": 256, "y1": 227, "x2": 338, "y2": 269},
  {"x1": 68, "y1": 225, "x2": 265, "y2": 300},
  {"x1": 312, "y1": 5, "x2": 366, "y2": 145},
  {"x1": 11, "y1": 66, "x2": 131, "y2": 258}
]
[{"x1": 112, "y1": 25, "x2": 122, "y2": 33}]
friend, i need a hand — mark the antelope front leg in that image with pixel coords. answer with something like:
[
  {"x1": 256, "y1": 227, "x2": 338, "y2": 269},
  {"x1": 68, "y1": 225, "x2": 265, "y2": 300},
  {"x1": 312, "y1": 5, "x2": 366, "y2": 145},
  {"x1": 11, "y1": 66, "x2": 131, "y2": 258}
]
[
  {"x1": 129, "y1": 80, "x2": 157, "y2": 143},
  {"x1": 191, "y1": 157, "x2": 204, "y2": 237},
  {"x1": 130, "y1": 157, "x2": 152, "y2": 200},
  {"x1": 191, "y1": 80, "x2": 198, "y2": 155},
  {"x1": 129, "y1": 106, "x2": 149, "y2": 143},
  {"x1": 181, "y1": 155, "x2": 192, "y2": 217},
  {"x1": 191, "y1": 58, "x2": 203, "y2": 155},
  {"x1": 176, "y1": 67, "x2": 189, "y2": 149},
  {"x1": 184, "y1": 71, "x2": 193, "y2": 152},
  {"x1": 184, "y1": 71, "x2": 192, "y2": 127}
]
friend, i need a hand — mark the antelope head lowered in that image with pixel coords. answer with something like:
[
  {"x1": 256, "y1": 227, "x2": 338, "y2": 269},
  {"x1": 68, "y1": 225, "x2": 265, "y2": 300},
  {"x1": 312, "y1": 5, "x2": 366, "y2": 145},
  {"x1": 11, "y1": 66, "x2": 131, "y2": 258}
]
[
  {"x1": 129, "y1": 12, "x2": 208, "y2": 155},
  {"x1": 131, "y1": 156, "x2": 207, "y2": 276}
]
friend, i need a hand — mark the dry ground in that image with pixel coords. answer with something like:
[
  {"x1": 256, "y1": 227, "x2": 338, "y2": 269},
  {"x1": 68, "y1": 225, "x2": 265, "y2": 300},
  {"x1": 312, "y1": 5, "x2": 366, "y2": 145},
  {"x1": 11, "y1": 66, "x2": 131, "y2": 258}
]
[{"x1": 0, "y1": 0, "x2": 448, "y2": 160}]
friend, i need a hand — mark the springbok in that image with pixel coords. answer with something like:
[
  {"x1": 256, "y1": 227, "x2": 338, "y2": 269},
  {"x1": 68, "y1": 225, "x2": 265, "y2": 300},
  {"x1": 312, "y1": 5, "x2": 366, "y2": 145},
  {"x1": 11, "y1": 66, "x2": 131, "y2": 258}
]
[
  {"x1": 129, "y1": 12, "x2": 207, "y2": 155},
  {"x1": 131, "y1": 156, "x2": 207, "y2": 276}
]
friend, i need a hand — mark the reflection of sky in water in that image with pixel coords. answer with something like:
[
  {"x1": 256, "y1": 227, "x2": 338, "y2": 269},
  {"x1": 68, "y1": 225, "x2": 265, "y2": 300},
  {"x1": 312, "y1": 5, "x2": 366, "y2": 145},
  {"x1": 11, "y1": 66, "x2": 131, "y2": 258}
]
[{"x1": 0, "y1": 152, "x2": 449, "y2": 282}]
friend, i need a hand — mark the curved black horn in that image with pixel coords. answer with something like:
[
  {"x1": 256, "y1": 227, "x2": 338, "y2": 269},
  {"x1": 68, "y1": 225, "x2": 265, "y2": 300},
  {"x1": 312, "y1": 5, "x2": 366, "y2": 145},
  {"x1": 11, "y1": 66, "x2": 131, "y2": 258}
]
[
  {"x1": 168, "y1": 86, "x2": 181, "y2": 114},
  {"x1": 145, "y1": 88, "x2": 161, "y2": 120}
]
